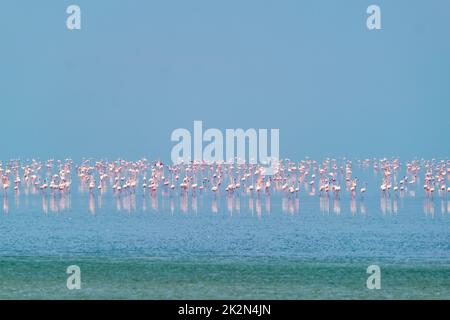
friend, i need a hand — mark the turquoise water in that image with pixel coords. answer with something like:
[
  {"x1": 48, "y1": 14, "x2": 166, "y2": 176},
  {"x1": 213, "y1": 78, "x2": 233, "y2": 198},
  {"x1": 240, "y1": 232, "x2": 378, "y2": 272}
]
[{"x1": 0, "y1": 171, "x2": 449, "y2": 299}]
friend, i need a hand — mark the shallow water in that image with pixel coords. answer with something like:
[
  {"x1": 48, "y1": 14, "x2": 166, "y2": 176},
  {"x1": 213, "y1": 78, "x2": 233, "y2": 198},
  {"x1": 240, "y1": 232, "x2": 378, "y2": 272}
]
[{"x1": 0, "y1": 166, "x2": 449, "y2": 299}]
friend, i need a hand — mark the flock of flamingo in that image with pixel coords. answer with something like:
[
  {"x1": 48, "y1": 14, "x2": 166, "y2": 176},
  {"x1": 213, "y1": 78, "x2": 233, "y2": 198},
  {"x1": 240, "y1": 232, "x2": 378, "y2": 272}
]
[{"x1": 0, "y1": 157, "x2": 449, "y2": 215}]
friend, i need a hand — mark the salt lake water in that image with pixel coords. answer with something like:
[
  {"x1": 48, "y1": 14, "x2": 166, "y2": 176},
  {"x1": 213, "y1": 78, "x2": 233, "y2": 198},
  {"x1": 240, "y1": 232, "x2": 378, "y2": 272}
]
[{"x1": 0, "y1": 162, "x2": 449, "y2": 299}]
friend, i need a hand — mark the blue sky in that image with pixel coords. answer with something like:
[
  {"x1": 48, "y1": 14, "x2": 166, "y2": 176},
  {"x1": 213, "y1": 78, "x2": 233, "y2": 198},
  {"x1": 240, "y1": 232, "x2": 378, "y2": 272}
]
[{"x1": 0, "y1": 0, "x2": 449, "y2": 161}]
